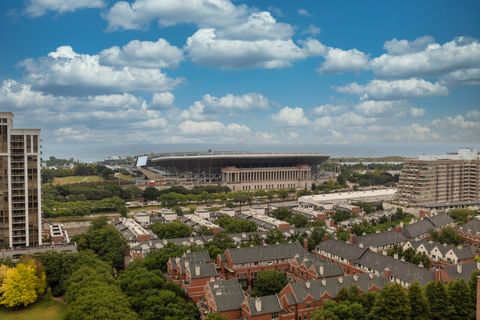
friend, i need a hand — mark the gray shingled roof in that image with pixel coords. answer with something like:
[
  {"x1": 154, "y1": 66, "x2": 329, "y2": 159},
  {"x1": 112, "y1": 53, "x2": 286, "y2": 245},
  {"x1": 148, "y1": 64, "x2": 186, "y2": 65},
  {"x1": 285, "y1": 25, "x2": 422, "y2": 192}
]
[
  {"x1": 444, "y1": 262, "x2": 477, "y2": 281},
  {"x1": 246, "y1": 295, "x2": 282, "y2": 315},
  {"x1": 227, "y1": 243, "x2": 305, "y2": 264},
  {"x1": 460, "y1": 218, "x2": 480, "y2": 234},
  {"x1": 292, "y1": 253, "x2": 344, "y2": 278},
  {"x1": 209, "y1": 279, "x2": 245, "y2": 312},
  {"x1": 427, "y1": 214, "x2": 454, "y2": 228},
  {"x1": 316, "y1": 239, "x2": 367, "y2": 262},
  {"x1": 288, "y1": 273, "x2": 388, "y2": 303},
  {"x1": 357, "y1": 230, "x2": 407, "y2": 248},
  {"x1": 187, "y1": 262, "x2": 217, "y2": 279},
  {"x1": 356, "y1": 250, "x2": 434, "y2": 285}
]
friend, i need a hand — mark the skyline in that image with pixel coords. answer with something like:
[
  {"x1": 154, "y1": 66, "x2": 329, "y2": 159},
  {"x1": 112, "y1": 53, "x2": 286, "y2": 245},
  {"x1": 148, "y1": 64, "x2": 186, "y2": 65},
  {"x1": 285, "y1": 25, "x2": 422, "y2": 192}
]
[{"x1": 1, "y1": 0, "x2": 479, "y2": 160}]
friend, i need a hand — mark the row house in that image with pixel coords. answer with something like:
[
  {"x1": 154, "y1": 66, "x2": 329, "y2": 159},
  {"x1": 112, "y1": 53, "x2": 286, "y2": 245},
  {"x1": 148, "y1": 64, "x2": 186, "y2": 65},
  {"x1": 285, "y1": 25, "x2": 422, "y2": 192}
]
[
  {"x1": 459, "y1": 218, "x2": 480, "y2": 248},
  {"x1": 402, "y1": 214, "x2": 455, "y2": 240},
  {"x1": 242, "y1": 295, "x2": 292, "y2": 320},
  {"x1": 315, "y1": 239, "x2": 367, "y2": 274},
  {"x1": 217, "y1": 243, "x2": 306, "y2": 288},
  {"x1": 237, "y1": 209, "x2": 290, "y2": 231},
  {"x1": 403, "y1": 240, "x2": 474, "y2": 264},
  {"x1": 278, "y1": 273, "x2": 388, "y2": 320},
  {"x1": 167, "y1": 251, "x2": 217, "y2": 302},
  {"x1": 180, "y1": 214, "x2": 224, "y2": 234},
  {"x1": 200, "y1": 279, "x2": 245, "y2": 320},
  {"x1": 291, "y1": 206, "x2": 327, "y2": 221},
  {"x1": 354, "y1": 229, "x2": 408, "y2": 254},
  {"x1": 289, "y1": 253, "x2": 344, "y2": 281},
  {"x1": 129, "y1": 236, "x2": 214, "y2": 260}
]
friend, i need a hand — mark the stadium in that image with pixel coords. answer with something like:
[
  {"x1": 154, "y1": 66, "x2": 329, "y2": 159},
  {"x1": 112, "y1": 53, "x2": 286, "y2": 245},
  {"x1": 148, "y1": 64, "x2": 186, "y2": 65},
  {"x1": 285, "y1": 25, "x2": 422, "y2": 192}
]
[{"x1": 136, "y1": 151, "x2": 329, "y2": 191}]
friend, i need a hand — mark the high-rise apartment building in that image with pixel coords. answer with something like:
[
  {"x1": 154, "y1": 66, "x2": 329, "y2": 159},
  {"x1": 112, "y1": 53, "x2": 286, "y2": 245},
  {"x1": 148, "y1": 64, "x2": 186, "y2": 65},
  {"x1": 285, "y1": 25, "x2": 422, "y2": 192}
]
[
  {"x1": 0, "y1": 112, "x2": 42, "y2": 248},
  {"x1": 397, "y1": 148, "x2": 480, "y2": 206}
]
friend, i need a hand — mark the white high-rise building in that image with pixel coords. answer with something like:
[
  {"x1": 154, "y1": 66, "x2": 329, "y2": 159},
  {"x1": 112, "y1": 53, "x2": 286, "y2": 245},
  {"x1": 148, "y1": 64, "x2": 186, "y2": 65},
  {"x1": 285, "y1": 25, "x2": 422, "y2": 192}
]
[{"x1": 0, "y1": 112, "x2": 42, "y2": 248}]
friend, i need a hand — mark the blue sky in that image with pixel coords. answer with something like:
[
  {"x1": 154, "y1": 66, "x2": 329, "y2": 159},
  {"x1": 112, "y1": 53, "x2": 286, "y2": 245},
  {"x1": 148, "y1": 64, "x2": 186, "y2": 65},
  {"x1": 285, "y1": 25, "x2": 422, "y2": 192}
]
[{"x1": 0, "y1": 0, "x2": 479, "y2": 160}]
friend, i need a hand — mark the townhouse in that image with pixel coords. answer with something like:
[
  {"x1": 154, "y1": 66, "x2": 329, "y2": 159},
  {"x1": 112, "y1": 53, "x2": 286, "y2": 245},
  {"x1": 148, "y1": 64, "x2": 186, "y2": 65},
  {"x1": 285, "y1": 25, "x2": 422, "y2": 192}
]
[
  {"x1": 315, "y1": 239, "x2": 367, "y2": 274},
  {"x1": 167, "y1": 251, "x2": 217, "y2": 302},
  {"x1": 200, "y1": 279, "x2": 245, "y2": 320},
  {"x1": 403, "y1": 240, "x2": 474, "y2": 264},
  {"x1": 217, "y1": 243, "x2": 306, "y2": 288},
  {"x1": 289, "y1": 252, "x2": 344, "y2": 281},
  {"x1": 459, "y1": 218, "x2": 480, "y2": 247},
  {"x1": 355, "y1": 229, "x2": 408, "y2": 254},
  {"x1": 402, "y1": 214, "x2": 454, "y2": 240},
  {"x1": 237, "y1": 209, "x2": 291, "y2": 231}
]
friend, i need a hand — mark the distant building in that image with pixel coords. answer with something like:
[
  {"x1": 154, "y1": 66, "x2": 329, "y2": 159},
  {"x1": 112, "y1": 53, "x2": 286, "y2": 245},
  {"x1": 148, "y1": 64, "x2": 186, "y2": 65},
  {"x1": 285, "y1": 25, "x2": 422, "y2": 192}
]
[
  {"x1": 397, "y1": 148, "x2": 480, "y2": 207},
  {"x1": 237, "y1": 208, "x2": 290, "y2": 231},
  {"x1": 135, "y1": 151, "x2": 329, "y2": 191},
  {"x1": 401, "y1": 214, "x2": 454, "y2": 240},
  {"x1": 112, "y1": 218, "x2": 154, "y2": 245},
  {"x1": 0, "y1": 112, "x2": 42, "y2": 248},
  {"x1": 298, "y1": 189, "x2": 397, "y2": 210},
  {"x1": 49, "y1": 224, "x2": 70, "y2": 244}
]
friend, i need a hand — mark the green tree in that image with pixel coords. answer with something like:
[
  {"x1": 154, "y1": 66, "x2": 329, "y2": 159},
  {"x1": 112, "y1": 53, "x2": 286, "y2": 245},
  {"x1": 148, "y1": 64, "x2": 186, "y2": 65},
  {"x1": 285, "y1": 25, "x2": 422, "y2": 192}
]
[
  {"x1": 73, "y1": 217, "x2": 127, "y2": 270},
  {"x1": 286, "y1": 214, "x2": 309, "y2": 228},
  {"x1": 143, "y1": 187, "x2": 161, "y2": 201},
  {"x1": 270, "y1": 207, "x2": 291, "y2": 221},
  {"x1": 408, "y1": 282, "x2": 430, "y2": 320},
  {"x1": 265, "y1": 229, "x2": 286, "y2": 244},
  {"x1": 425, "y1": 281, "x2": 452, "y2": 320},
  {"x1": 369, "y1": 283, "x2": 411, "y2": 320},
  {"x1": 251, "y1": 270, "x2": 288, "y2": 297},
  {"x1": 447, "y1": 279, "x2": 474, "y2": 320},
  {"x1": 216, "y1": 215, "x2": 257, "y2": 233},
  {"x1": 151, "y1": 222, "x2": 193, "y2": 239},
  {"x1": 313, "y1": 300, "x2": 366, "y2": 320}
]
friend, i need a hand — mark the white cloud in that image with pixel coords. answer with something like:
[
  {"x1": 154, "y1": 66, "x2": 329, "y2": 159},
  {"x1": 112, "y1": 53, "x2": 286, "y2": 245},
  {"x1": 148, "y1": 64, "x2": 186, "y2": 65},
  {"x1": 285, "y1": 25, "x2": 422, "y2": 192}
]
[
  {"x1": 370, "y1": 37, "x2": 480, "y2": 78},
  {"x1": 409, "y1": 107, "x2": 426, "y2": 118},
  {"x1": 354, "y1": 100, "x2": 398, "y2": 116},
  {"x1": 180, "y1": 101, "x2": 206, "y2": 120},
  {"x1": 396, "y1": 123, "x2": 439, "y2": 142},
  {"x1": 152, "y1": 92, "x2": 175, "y2": 108},
  {"x1": 26, "y1": 0, "x2": 104, "y2": 17},
  {"x1": 218, "y1": 12, "x2": 293, "y2": 41},
  {"x1": 178, "y1": 120, "x2": 250, "y2": 135},
  {"x1": 440, "y1": 68, "x2": 480, "y2": 85},
  {"x1": 318, "y1": 48, "x2": 369, "y2": 73},
  {"x1": 312, "y1": 104, "x2": 344, "y2": 116},
  {"x1": 302, "y1": 24, "x2": 321, "y2": 36},
  {"x1": 272, "y1": 107, "x2": 310, "y2": 127},
  {"x1": 104, "y1": 0, "x2": 247, "y2": 31},
  {"x1": 297, "y1": 8, "x2": 311, "y2": 17},
  {"x1": 336, "y1": 78, "x2": 448, "y2": 100},
  {"x1": 202, "y1": 93, "x2": 269, "y2": 110},
  {"x1": 99, "y1": 38, "x2": 183, "y2": 68},
  {"x1": 383, "y1": 36, "x2": 435, "y2": 55},
  {"x1": 185, "y1": 29, "x2": 325, "y2": 69},
  {"x1": 21, "y1": 46, "x2": 181, "y2": 95}
]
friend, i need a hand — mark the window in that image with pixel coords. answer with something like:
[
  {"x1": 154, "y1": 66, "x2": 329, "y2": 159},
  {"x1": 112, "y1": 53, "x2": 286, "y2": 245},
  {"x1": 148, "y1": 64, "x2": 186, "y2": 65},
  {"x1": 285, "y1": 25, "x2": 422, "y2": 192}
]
[
  {"x1": 272, "y1": 312, "x2": 279, "y2": 319},
  {"x1": 306, "y1": 303, "x2": 311, "y2": 308}
]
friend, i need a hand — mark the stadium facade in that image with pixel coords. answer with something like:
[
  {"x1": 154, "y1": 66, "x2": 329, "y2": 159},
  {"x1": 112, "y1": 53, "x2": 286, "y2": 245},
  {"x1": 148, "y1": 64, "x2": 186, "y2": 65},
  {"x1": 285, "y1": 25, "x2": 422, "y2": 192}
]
[{"x1": 136, "y1": 151, "x2": 329, "y2": 191}]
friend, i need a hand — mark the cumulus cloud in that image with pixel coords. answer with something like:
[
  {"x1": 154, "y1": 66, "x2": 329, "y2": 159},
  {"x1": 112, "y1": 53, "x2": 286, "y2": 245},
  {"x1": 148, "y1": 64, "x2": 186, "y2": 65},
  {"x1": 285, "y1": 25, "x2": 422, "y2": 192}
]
[
  {"x1": 202, "y1": 93, "x2": 269, "y2": 110},
  {"x1": 396, "y1": 123, "x2": 439, "y2": 142},
  {"x1": 185, "y1": 29, "x2": 326, "y2": 69},
  {"x1": 383, "y1": 36, "x2": 435, "y2": 55},
  {"x1": 104, "y1": 0, "x2": 247, "y2": 31},
  {"x1": 302, "y1": 24, "x2": 321, "y2": 36},
  {"x1": 336, "y1": 78, "x2": 448, "y2": 100},
  {"x1": 152, "y1": 92, "x2": 175, "y2": 108},
  {"x1": 26, "y1": 0, "x2": 104, "y2": 17},
  {"x1": 272, "y1": 107, "x2": 310, "y2": 127},
  {"x1": 409, "y1": 107, "x2": 426, "y2": 118},
  {"x1": 178, "y1": 120, "x2": 250, "y2": 135},
  {"x1": 370, "y1": 36, "x2": 480, "y2": 78},
  {"x1": 20, "y1": 46, "x2": 181, "y2": 95},
  {"x1": 312, "y1": 104, "x2": 344, "y2": 116},
  {"x1": 218, "y1": 12, "x2": 294, "y2": 41},
  {"x1": 440, "y1": 68, "x2": 480, "y2": 85},
  {"x1": 99, "y1": 38, "x2": 183, "y2": 68},
  {"x1": 318, "y1": 48, "x2": 369, "y2": 73}
]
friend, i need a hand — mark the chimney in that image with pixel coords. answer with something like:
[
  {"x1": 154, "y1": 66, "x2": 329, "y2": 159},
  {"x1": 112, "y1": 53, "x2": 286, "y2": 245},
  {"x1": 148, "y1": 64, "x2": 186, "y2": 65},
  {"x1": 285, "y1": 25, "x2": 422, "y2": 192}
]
[
  {"x1": 434, "y1": 267, "x2": 443, "y2": 282},
  {"x1": 348, "y1": 234, "x2": 357, "y2": 245},
  {"x1": 255, "y1": 298, "x2": 262, "y2": 312},
  {"x1": 383, "y1": 268, "x2": 392, "y2": 279},
  {"x1": 419, "y1": 210, "x2": 426, "y2": 218},
  {"x1": 353, "y1": 274, "x2": 358, "y2": 282},
  {"x1": 457, "y1": 264, "x2": 463, "y2": 274},
  {"x1": 394, "y1": 223, "x2": 403, "y2": 233},
  {"x1": 305, "y1": 281, "x2": 311, "y2": 289},
  {"x1": 195, "y1": 265, "x2": 200, "y2": 276},
  {"x1": 319, "y1": 265, "x2": 324, "y2": 276},
  {"x1": 323, "y1": 233, "x2": 329, "y2": 241},
  {"x1": 303, "y1": 239, "x2": 309, "y2": 250},
  {"x1": 338, "y1": 276, "x2": 344, "y2": 284},
  {"x1": 393, "y1": 253, "x2": 399, "y2": 260}
]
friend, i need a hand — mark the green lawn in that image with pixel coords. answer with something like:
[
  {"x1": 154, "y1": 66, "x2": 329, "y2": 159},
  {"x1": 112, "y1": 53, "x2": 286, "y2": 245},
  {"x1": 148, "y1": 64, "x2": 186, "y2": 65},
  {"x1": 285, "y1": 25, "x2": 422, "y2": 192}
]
[
  {"x1": 52, "y1": 175, "x2": 104, "y2": 185},
  {"x1": 0, "y1": 298, "x2": 66, "y2": 320}
]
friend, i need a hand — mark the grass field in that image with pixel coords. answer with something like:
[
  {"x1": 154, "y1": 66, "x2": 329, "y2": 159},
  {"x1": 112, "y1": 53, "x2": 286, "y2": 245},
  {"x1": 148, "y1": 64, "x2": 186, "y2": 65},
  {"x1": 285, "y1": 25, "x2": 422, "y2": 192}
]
[
  {"x1": 52, "y1": 175, "x2": 104, "y2": 185},
  {"x1": 0, "y1": 298, "x2": 67, "y2": 320}
]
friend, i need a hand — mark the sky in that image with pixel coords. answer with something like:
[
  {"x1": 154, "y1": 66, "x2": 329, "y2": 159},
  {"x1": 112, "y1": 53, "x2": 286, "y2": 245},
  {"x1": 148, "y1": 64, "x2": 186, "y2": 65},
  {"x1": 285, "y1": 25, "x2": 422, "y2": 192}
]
[{"x1": 0, "y1": 0, "x2": 479, "y2": 160}]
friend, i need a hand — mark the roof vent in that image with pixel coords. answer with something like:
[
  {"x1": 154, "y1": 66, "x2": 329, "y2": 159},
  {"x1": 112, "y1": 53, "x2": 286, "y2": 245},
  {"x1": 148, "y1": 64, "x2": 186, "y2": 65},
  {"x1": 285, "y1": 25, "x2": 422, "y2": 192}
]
[
  {"x1": 338, "y1": 276, "x2": 344, "y2": 284},
  {"x1": 195, "y1": 265, "x2": 200, "y2": 276},
  {"x1": 321, "y1": 279, "x2": 327, "y2": 286},
  {"x1": 353, "y1": 274, "x2": 358, "y2": 282},
  {"x1": 368, "y1": 273, "x2": 374, "y2": 279},
  {"x1": 319, "y1": 265, "x2": 324, "y2": 275}
]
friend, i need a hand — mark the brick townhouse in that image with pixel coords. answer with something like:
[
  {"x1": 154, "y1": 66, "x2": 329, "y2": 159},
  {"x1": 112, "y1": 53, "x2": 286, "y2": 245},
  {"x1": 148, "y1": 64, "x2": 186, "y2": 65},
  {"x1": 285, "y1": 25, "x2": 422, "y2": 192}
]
[
  {"x1": 403, "y1": 239, "x2": 474, "y2": 264},
  {"x1": 167, "y1": 251, "x2": 217, "y2": 302},
  {"x1": 289, "y1": 252, "x2": 343, "y2": 281}
]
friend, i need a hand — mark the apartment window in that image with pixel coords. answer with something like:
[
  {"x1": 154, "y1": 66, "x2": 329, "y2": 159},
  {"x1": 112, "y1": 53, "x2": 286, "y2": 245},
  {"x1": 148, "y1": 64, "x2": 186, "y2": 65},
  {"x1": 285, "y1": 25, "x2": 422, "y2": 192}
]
[
  {"x1": 271, "y1": 313, "x2": 279, "y2": 320},
  {"x1": 306, "y1": 303, "x2": 311, "y2": 308}
]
